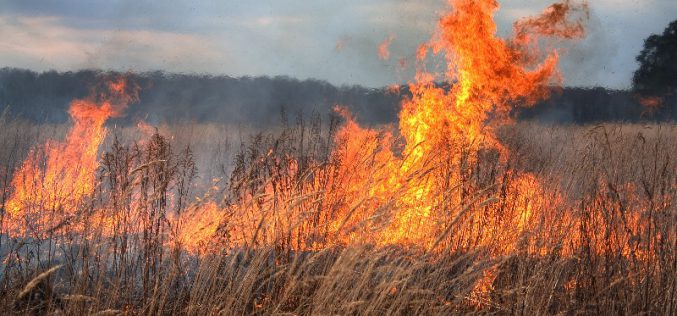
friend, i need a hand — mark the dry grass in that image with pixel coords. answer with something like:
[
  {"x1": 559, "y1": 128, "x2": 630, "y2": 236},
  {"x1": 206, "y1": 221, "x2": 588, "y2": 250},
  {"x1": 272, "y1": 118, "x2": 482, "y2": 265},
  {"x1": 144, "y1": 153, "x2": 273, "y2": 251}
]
[{"x1": 0, "y1": 116, "x2": 675, "y2": 315}]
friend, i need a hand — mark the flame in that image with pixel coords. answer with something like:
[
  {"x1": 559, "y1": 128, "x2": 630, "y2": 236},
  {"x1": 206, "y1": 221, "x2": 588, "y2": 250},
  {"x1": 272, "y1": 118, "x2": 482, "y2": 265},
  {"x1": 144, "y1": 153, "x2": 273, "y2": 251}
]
[
  {"x1": 1, "y1": 1, "x2": 599, "y2": 261},
  {"x1": 370, "y1": 0, "x2": 587, "y2": 248},
  {"x1": 4, "y1": 77, "x2": 139, "y2": 236},
  {"x1": 378, "y1": 35, "x2": 395, "y2": 60},
  {"x1": 2, "y1": 2, "x2": 673, "y2": 311},
  {"x1": 171, "y1": 201, "x2": 226, "y2": 253},
  {"x1": 638, "y1": 96, "x2": 663, "y2": 108},
  {"x1": 386, "y1": 84, "x2": 401, "y2": 95},
  {"x1": 176, "y1": 0, "x2": 590, "y2": 252},
  {"x1": 3, "y1": 7, "x2": 668, "y2": 308}
]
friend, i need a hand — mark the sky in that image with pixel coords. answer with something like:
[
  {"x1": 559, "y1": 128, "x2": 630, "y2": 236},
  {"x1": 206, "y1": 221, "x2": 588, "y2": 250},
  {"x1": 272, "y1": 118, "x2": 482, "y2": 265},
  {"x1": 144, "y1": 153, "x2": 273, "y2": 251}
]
[{"x1": 1, "y1": 0, "x2": 675, "y2": 89}]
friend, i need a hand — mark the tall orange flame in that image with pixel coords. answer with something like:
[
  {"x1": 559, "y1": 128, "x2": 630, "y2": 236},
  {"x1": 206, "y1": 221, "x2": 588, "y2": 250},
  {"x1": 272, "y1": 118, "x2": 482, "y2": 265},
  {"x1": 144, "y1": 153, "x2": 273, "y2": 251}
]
[
  {"x1": 1, "y1": 1, "x2": 592, "y2": 257},
  {"x1": 326, "y1": 0, "x2": 589, "y2": 248},
  {"x1": 166, "y1": 0, "x2": 590, "y2": 253},
  {"x1": 4, "y1": 77, "x2": 139, "y2": 237}
]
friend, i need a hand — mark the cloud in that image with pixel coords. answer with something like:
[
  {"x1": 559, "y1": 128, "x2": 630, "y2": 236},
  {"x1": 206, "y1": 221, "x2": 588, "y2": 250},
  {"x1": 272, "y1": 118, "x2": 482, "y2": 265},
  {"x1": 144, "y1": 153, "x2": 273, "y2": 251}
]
[
  {"x1": 249, "y1": 16, "x2": 305, "y2": 28},
  {"x1": 0, "y1": 15, "x2": 223, "y2": 73},
  {"x1": 0, "y1": 0, "x2": 676, "y2": 89}
]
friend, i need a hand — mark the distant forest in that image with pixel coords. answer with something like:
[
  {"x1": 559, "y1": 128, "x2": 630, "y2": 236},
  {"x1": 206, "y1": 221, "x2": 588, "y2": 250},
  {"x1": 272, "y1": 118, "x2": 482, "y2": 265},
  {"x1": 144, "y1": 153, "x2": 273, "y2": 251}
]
[{"x1": 1, "y1": 68, "x2": 674, "y2": 125}]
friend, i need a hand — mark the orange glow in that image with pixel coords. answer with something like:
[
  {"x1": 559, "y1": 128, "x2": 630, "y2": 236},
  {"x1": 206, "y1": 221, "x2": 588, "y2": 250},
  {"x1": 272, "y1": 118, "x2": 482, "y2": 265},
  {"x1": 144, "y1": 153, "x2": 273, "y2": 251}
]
[
  {"x1": 171, "y1": 201, "x2": 227, "y2": 253},
  {"x1": 4, "y1": 77, "x2": 139, "y2": 237},
  {"x1": 373, "y1": 0, "x2": 587, "y2": 249},
  {"x1": 3, "y1": 3, "x2": 673, "y2": 312},
  {"x1": 11, "y1": 2, "x2": 659, "y2": 271},
  {"x1": 386, "y1": 84, "x2": 401, "y2": 95},
  {"x1": 335, "y1": 36, "x2": 351, "y2": 52},
  {"x1": 638, "y1": 96, "x2": 663, "y2": 108},
  {"x1": 378, "y1": 35, "x2": 395, "y2": 60},
  {"x1": 176, "y1": 0, "x2": 591, "y2": 253}
]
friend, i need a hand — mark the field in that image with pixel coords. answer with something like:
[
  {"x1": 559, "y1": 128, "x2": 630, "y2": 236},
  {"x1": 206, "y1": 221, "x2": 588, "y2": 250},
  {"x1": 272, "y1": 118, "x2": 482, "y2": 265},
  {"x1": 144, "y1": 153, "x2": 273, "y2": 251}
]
[
  {"x1": 0, "y1": 113, "x2": 675, "y2": 314},
  {"x1": 1, "y1": 0, "x2": 675, "y2": 315}
]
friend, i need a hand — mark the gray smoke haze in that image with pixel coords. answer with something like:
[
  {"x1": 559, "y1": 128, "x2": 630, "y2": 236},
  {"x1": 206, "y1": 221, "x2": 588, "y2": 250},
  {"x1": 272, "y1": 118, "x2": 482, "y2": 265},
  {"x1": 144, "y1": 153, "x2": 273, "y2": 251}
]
[
  {"x1": 557, "y1": 10, "x2": 619, "y2": 87},
  {"x1": 1, "y1": 0, "x2": 676, "y2": 89},
  {"x1": 1, "y1": 69, "x2": 674, "y2": 127}
]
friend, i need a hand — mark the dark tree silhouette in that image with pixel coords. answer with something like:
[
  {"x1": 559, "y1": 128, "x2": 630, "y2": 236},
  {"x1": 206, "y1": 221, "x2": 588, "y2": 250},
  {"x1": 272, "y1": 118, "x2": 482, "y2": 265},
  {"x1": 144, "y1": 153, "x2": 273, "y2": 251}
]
[
  {"x1": 632, "y1": 20, "x2": 677, "y2": 96},
  {"x1": 1, "y1": 67, "x2": 674, "y2": 124}
]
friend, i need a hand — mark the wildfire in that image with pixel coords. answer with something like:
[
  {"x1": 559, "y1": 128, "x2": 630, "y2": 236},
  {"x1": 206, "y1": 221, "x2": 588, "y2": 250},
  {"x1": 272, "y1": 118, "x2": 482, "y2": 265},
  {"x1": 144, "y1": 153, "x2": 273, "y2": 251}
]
[
  {"x1": 2, "y1": 2, "x2": 674, "y2": 313},
  {"x1": 1, "y1": 1, "x2": 594, "y2": 257},
  {"x1": 3, "y1": 77, "x2": 139, "y2": 237},
  {"x1": 171, "y1": 201, "x2": 227, "y2": 254},
  {"x1": 638, "y1": 96, "x2": 664, "y2": 108},
  {"x1": 378, "y1": 34, "x2": 395, "y2": 60},
  {"x1": 187, "y1": 0, "x2": 590, "y2": 253},
  {"x1": 325, "y1": 0, "x2": 589, "y2": 249}
]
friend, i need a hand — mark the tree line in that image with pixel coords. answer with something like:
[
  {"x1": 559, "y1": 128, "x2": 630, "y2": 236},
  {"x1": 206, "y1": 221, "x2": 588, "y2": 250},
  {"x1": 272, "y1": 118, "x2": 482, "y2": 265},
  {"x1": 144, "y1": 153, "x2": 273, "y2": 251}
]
[{"x1": 1, "y1": 67, "x2": 674, "y2": 125}]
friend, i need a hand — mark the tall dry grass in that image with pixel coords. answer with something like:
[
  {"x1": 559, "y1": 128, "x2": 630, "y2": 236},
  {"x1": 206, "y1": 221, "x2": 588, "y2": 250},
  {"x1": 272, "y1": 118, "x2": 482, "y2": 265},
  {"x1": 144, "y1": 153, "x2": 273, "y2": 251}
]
[{"x1": 0, "y1": 116, "x2": 675, "y2": 315}]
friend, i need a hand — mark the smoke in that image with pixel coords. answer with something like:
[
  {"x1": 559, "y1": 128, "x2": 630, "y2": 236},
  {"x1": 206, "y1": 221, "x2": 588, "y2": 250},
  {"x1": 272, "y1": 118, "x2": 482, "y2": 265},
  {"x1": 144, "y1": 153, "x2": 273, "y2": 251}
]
[
  {"x1": 0, "y1": 68, "x2": 403, "y2": 126},
  {"x1": 1, "y1": 68, "x2": 674, "y2": 127},
  {"x1": 558, "y1": 10, "x2": 620, "y2": 88},
  {"x1": 2, "y1": 0, "x2": 676, "y2": 90}
]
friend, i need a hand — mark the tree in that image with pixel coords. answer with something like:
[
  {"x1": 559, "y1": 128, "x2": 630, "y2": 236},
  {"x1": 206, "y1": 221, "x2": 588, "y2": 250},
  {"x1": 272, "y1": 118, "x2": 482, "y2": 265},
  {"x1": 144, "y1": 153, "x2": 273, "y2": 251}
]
[{"x1": 632, "y1": 20, "x2": 677, "y2": 96}]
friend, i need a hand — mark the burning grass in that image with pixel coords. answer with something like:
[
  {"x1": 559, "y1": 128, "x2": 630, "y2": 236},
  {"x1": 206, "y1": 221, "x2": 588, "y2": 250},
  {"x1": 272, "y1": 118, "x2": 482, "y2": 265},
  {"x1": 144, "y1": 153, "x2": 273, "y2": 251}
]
[
  {"x1": 0, "y1": 0, "x2": 675, "y2": 314},
  {"x1": 0, "y1": 117, "x2": 674, "y2": 315}
]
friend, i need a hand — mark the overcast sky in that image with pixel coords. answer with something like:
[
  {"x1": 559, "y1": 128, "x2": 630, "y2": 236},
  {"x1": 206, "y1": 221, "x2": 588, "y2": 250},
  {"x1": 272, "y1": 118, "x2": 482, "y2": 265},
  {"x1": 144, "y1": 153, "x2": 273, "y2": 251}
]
[{"x1": 1, "y1": 0, "x2": 675, "y2": 89}]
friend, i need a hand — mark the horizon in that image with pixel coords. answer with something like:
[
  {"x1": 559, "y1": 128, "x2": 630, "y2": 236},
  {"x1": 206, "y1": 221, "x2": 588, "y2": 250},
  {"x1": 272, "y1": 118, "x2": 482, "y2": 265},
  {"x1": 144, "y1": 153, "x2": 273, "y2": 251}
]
[
  {"x1": 0, "y1": 66, "x2": 653, "y2": 91},
  {"x1": 1, "y1": 0, "x2": 676, "y2": 90}
]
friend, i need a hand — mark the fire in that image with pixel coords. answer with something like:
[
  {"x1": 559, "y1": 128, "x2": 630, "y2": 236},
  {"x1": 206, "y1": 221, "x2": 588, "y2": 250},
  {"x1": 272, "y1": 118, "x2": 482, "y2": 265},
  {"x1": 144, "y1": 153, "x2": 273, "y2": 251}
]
[
  {"x1": 4, "y1": 77, "x2": 139, "y2": 236},
  {"x1": 638, "y1": 96, "x2": 663, "y2": 108},
  {"x1": 378, "y1": 34, "x2": 395, "y2": 60},
  {"x1": 353, "y1": 0, "x2": 587, "y2": 248},
  {"x1": 2, "y1": 1, "x2": 675, "y2": 313},
  {"x1": 171, "y1": 201, "x2": 226, "y2": 253},
  {"x1": 418, "y1": 0, "x2": 586, "y2": 147},
  {"x1": 176, "y1": 0, "x2": 590, "y2": 252},
  {"x1": 1, "y1": 0, "x2": 593, "y2": 258}
]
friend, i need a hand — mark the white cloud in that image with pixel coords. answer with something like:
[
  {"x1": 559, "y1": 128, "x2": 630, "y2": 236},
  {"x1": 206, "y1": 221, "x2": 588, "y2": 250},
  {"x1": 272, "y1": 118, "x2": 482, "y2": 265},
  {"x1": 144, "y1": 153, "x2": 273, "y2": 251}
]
[
  {"x1": 0, "y1": 15, "x2": 224, "y2": 73},
  {"x1": 1, "y1": 0, "x2": 675, "y2": 89}
]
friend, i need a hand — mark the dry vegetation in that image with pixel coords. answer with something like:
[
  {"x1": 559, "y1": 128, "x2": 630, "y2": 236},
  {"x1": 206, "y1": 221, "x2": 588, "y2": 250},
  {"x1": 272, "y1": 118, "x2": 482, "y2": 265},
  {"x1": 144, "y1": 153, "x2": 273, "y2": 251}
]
[
  {"x1": 0, "y1": 1, "x2": 675, "y2": 314},
  {"x1": 0, "y1": 113, "x2": 675, "y2": 315}
]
